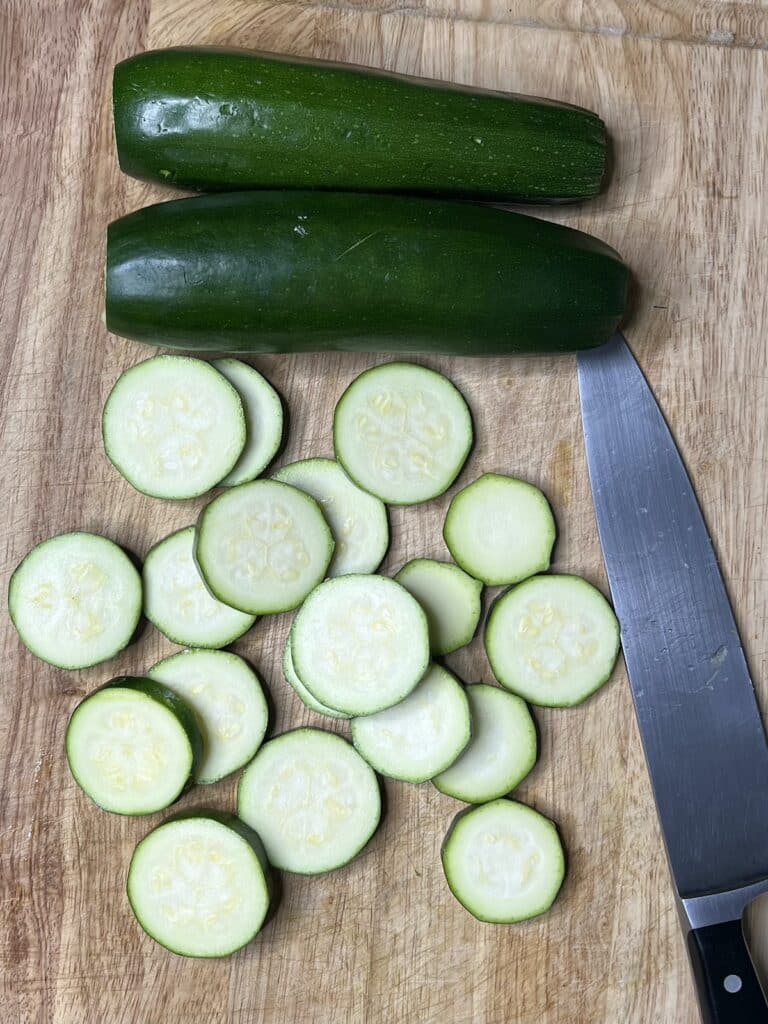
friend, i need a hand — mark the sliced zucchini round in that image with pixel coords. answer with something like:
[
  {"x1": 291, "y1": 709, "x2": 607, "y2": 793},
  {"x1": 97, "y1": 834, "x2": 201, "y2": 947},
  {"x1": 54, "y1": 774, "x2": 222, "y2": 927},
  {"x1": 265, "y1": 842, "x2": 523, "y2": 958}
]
[
  {"x1": 143, "y1": 527, "x2": 256, "y2": 648},
  {"x1": 149, "y1": 650, "x2": 269, "y2": 784},
  {"x1": 102, "y1": 355, "x2": 246, "y2": 499},
  {"x1": 273, "y1": 458, "x2": 389, "y2": 576},
  {"x1": 394, "y1": 558, "x2": 482, "y2": 655},
  {"x1": 8, "y1": 531, "x2": 142, "y2": 670},
  {"x1": 351, "y1": 663, "x2": 470, "y2": 783},
  {"x1": 66, "y1": 677, "x2": 202, "y2": 814},
  {"x1": 127, "y1": 813, "x2": 273, "y2": 957},
  {"x1": 282, "y1": 636, "x2": 350, "y2": 720},
  {"x1": 194, "y1": 479, "x2": 334, "y2": 615},
  {"x1": 333, "y1": 362, "x2": 473, "y2": 505},
  {"x1": 485, "y1": 574, "x2": 620, "y2": 707},
  {"x1": 237, "y1": 728, "x2": 380, "y2": 875},
  {"x1": 442, "y1": 799, "x2": 565, "y2": 923},
  {"x1": 433, "y1": 684, "x2": 537, "y2": 802},
  {"x1": 212, "y1": 358, "x2": 284, "y2": 486},
  {"x1": 443, "y1": 473, "x2": 556, "y2": 585},
  {"x1": 291, "y1": 574, "x2": 430, "y2": 716}
]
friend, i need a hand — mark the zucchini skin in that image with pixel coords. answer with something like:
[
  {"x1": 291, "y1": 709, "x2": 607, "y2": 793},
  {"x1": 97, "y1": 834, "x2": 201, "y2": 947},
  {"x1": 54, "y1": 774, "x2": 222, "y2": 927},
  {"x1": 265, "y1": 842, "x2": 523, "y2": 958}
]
[
  {"x1": 114, "y1": 47, "x2": 606, "y2": 202},
  {"x1": 106, "y1": 191, "x2": 629, "y2": 355}
]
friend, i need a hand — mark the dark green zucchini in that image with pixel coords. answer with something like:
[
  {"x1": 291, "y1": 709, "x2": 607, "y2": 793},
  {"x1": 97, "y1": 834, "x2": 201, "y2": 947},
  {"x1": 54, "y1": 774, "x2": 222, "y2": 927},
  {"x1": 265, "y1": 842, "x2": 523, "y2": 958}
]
[
  {"x1": 105, "y1": 191, "x2": 629, "y2": 355},
  {"x1": 113, "y1": 47, "x2": 606, "y2": 202}
]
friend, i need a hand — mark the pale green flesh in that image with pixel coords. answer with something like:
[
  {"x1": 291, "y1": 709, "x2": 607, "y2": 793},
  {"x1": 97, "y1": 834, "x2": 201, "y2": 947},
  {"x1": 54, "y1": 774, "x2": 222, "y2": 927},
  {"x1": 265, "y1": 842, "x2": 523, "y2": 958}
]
[
  {"x1": 128, "y1": 816, "x2": 271, "y2": 957},
  {"x1": 149, "y1": 650, "x2": 268, "y2": 784},
  {"x1": 444, "y1": 473, "x2": 556, "y2": 585},
  {"x1": 9, "y1": 532, "x2": 142, "y2": 670},
  {"x1": 212, "y1": 358, "x2": 284, "y2": 486},
  {"x1": 238, "y1": 728, "x2": 380, "y2": 875},
  {"x1": 351, "y1": 663, "x2": 471, "y2": 783},
  {"x1": 485, "y1": 574, "x2": 620, "y2": 707},
  {"x1": 282, "y1": 638, "x2": 350, "y2": 720},
  {"x1": 433, "y1": 684, "x2": 537, "y2": 802},
  {"x1": 291, "y1": 574, "x2": 430, "y2": 715},
  {"x1": 102, "y1": 355, "x2": 246, "y2": 499},
  {"x1": 195, "y1": 479, "x2": 334, "y2": 614},
  {"x1": 333, "y1": 362, "x2": 473, "y2": 505},
  {"x1": 273, "y1": 458, "x2": 389, "y2": 576},
  {"x1": 395, "y1": 558, "x2": 482, "y2": 655},
  {"x1": 442, "y1": 799, "x2": 565, "y2": 923},
  {"x1": 66, "y1": 687, "x2": 193, "y2": 814},
  {"x1": 143, "y1": 527, "x2": 255, "y2": 648}
]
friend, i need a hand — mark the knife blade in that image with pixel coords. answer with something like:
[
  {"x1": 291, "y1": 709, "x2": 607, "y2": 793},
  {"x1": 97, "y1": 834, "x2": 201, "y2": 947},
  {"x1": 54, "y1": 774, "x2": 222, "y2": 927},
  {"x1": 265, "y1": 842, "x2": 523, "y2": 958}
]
[{"x1": 578, "y1": 332, "x2": 768, "y2": 1023}]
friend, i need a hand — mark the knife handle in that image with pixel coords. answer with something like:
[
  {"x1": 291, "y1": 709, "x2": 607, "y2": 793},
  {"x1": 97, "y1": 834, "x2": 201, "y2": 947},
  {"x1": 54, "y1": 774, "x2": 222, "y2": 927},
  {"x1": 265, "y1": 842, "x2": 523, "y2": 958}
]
[{"x1": 687, "y1": 919, "x2": 767, "y2": 1022}]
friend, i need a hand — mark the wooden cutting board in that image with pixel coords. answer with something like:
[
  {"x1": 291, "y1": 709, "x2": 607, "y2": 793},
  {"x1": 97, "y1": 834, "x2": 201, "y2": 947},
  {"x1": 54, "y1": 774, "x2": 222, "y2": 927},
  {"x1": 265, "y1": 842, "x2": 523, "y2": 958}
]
[{"x1": 2, "y1": 2, "x2": 767, "y2": 1021}]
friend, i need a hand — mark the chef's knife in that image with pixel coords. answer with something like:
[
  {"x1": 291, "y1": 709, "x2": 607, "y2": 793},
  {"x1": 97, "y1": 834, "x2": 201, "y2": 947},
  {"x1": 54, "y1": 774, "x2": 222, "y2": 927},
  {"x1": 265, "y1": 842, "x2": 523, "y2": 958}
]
[{"x1": 578, "y1": 332, "x2": 768, "y2": 1023}]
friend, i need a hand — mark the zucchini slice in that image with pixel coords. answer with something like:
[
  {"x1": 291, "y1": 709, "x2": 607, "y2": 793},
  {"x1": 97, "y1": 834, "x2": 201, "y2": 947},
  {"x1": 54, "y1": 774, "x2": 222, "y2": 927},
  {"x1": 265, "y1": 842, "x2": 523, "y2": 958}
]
[
  {"x1": 127, "y1": 813, "x2": 273, "y2": 957},
  {"x1": 273, "y1": 458, "x2": 389, "y2": 576},
  {"x1": 394, "y1": 558, "x2": 482, "y2": 655},
  {"x1": 291, "y1": 574, "x2": 430, "y2": 716},
  {"x1": 433, "y1": 684, "x2": 537, "y2": 802},
  {"x1": 8, "y1": 531, "x2": 142, "y2": 670},
  {"x1": 65, "y1": 677, "x2": 202, "y2": 814},
  {"x1": 149, "y1": 650, "x2": 269, "y2": 784},
  {"x1": 442, "y1": 799, "x2": 565, "y2": 923},
  {"x1": 194, "y1": 479, "x2": 334, "y2": 615},
  {"x1": 143, "y1": 527, "x2": 256, "y2": 648},
  {"x1": 237, "y1": 728, "x2": 380, "y2": 875},
  {"x1": 102, "y1": 355, "x2": 246, "y2": 499},
  {"x1": 485, "y1": 574, "x2": 620, "y2": 707},
  {"x1": 333, "y1": 363, "x2": 473, "y2": 505},
  {"x1": 443, "y1": 473, "x2": 556, "y2": 586},
  {"x1": 351, "y1": 663, "x2": 471, "y2": 783},
  {"x1": 211, "y1": 358, "x2": 284, "y2": 486},
  {"x1": 282, "y1": 636, "x2": 350, "y2": 720}
]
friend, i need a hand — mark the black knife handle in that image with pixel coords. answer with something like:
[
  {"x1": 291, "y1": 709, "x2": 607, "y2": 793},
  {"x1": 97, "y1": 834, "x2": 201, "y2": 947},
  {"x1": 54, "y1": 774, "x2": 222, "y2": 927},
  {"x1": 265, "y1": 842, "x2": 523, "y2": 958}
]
[{"x1": 687, "y1": 920, "x2": 768, "y2": 1023}]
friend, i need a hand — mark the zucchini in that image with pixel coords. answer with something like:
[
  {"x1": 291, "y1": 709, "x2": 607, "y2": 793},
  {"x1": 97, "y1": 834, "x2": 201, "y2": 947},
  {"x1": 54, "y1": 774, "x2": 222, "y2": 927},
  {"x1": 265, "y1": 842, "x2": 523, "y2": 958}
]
[
  {"x1": 114, "y1": 47, "x2": 606, "y2": 202},
  {"x1": 282, "y1": 636, "x2": 350, "y2": 721},
  {"x1": 102, "y1": 355, "x2": 246, "y2": 499},
  {"x1": 290, "y1": 575, "x2": 430, "y2": 716},
  {"x1": 105, "y1": 191, "x2": 629, "y2": 355},
  {"x1": 485, "y1": 574, "x2": 620, "y2": 706},
  {"x1": 444, "y1": 474, "x2": 556, "y2": 586},
  {"x1": 433, "y1": 684, "x2": 537, "y2": 803},
  {"x1": 237, "y1": 728, "x2": 381, "y2": 875},
  {"x1": 333, "y1": 363, "x2": 473, "y2": 505},
  {"x1": 143, "y1": 527, "x2": 256, "y2": 649},
  {"x1": 148, "y1": 650, "x2": 269, "y2": 784},
  {"x1": 127, "y1": 813, "x2": 273, "y2": 957},
  {"x1": 351, "y1": 663, "x2": 471, "y2": 784},
  {"x1": 9, "y1": 531, "x2": 143, "y2": 670},
  {"x1": 194, "y1": 479, "x2": 334, "y2": 615},
  {"x1": 442, "y1": 799, "x2": 565, "y2": 923},
  {"x1": 394, "y1": 559, "x2": 482, "y2": 655},
  {"x1": 273, "y1": 458, "x2": 389, "y2": 576},
  {"x1": 66, "y1": 677, "x2": 202, "y2": 815},
  {"x1": 211, "y1": 359, "x2": 284, "y2": 486}
]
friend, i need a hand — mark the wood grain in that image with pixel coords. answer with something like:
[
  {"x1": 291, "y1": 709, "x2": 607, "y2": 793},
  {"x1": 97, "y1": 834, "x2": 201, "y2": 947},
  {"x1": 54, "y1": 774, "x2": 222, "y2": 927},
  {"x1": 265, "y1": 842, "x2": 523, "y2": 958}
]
[
  {"x1": 2, "y1": 2, "x2": 767, "y2": 1022},
  {"x1": 318, "y1": 0, "x2": 768, "y2": 49}
]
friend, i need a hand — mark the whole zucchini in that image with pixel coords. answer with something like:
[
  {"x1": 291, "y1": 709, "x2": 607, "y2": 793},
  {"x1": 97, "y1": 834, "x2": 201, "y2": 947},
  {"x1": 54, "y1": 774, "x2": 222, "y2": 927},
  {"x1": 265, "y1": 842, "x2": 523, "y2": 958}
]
[
  {"x1": 105, "y1": 191, "x2": 629, "y2": 355},
  {"x1": 113, "y1": 47, "x2": 606, "y2": 202}
]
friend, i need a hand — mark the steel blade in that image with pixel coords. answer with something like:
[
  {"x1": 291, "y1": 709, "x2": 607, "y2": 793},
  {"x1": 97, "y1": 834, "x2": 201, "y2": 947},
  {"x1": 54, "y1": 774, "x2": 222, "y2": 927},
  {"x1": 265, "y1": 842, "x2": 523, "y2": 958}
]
[{"x1": 578, "y1": 333, "x2": 768, "y2": 899}]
